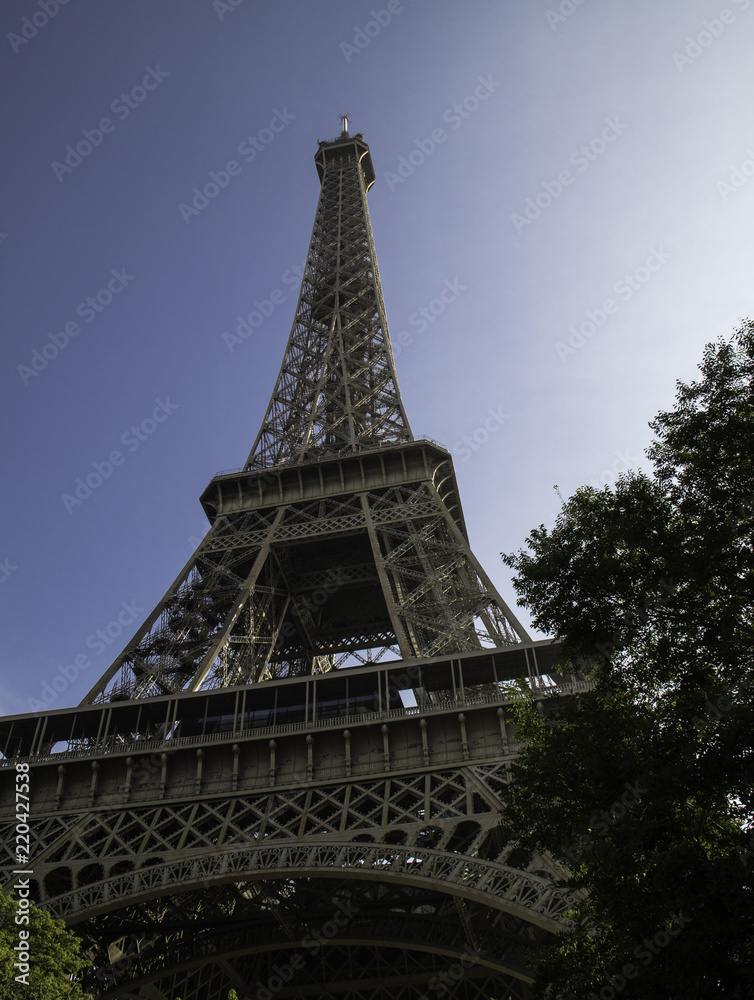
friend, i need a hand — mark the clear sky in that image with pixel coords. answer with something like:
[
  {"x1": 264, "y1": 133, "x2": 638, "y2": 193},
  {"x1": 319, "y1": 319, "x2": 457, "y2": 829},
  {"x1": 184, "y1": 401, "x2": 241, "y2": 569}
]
[{"x1": 1, "y1": 0, "x2": 752, "y2": 716}]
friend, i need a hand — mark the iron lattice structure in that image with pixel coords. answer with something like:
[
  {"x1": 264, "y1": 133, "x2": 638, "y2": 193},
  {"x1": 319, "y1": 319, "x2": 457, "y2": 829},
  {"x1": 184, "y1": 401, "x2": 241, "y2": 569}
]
[
  {"x1": 246, "y1": 132, "x2": 412, "y2": 469},
  {"x1": 0, "y1": 128, "x2": 575, "y2": 999},
  {"x1": 80, "y1": 131, "x2": 529, "y2": 706}
]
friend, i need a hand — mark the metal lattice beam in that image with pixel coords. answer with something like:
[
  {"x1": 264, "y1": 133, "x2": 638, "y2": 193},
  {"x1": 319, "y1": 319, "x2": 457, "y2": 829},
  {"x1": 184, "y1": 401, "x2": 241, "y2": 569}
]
[{"x1": 246, "y1": 133, "x2": 412, "y2": 469}]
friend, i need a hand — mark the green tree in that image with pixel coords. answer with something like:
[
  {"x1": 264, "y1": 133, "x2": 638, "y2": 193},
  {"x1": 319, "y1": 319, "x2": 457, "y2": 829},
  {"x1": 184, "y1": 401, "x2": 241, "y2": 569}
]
[
  {"x1": 501, "y1": 323, "x2": 754, "y2": 999},
  {"x1": 0, "y1": 888, "x2": 89, "y2": 999}
]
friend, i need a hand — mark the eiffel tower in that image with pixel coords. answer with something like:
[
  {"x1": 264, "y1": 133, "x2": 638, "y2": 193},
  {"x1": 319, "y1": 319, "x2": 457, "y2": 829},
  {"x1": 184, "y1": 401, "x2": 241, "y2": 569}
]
[{"x1": 0, "y1": 121, "x2": 576, "y2": 1000}]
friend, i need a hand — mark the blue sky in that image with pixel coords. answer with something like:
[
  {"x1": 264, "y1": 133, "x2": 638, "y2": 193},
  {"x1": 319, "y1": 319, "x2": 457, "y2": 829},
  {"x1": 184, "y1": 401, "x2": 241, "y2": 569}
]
[{"x1": 1, "y1": 0, "x2": 752, "y2": 715}]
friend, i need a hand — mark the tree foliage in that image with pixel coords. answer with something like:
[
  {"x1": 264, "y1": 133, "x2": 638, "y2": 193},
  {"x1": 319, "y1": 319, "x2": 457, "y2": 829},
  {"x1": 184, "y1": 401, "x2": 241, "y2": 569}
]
[
  {"x1": 0, "y1": 888, "x2": 89, "y2": 999},
  {"x1": 502, "y1": 323, "x2": 754, "y2": 998}
]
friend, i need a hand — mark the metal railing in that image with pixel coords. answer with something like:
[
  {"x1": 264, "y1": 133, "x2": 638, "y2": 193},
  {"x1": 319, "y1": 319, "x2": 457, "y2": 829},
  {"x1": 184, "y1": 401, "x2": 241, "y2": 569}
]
[{"x1": 0, "y1": 679, "x2": 593, "y2": 767}]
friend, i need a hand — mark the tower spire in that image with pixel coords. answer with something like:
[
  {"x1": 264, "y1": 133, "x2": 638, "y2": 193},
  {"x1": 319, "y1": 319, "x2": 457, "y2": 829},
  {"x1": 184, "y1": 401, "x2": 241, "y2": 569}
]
[{"x1": 245, "y1": 130, "x2": 412, "y2": 470}]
